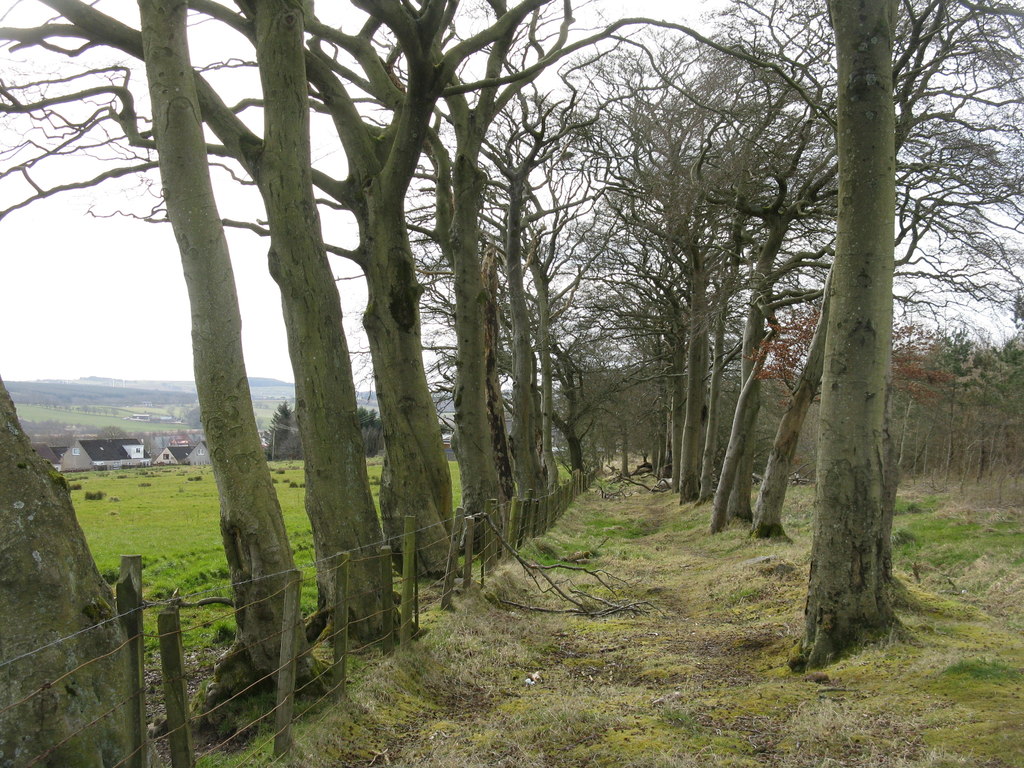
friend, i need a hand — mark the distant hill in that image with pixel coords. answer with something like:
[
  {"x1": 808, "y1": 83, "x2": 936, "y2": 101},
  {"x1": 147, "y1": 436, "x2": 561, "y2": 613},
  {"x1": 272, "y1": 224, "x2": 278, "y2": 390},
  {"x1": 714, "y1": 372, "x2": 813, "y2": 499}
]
[
  {"x1": 7, "y1": 380, "x2": 197, "y2": 407},
  {"x1": 8, "y1": 377, "x2": 297, "y2": 407}
]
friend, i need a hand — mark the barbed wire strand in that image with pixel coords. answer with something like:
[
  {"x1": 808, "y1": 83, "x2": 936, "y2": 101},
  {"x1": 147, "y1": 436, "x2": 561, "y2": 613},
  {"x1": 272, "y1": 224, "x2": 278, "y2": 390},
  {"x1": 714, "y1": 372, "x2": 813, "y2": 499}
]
[{"x1": 8, "y1": 483, "x2": 592, "y2": 765}]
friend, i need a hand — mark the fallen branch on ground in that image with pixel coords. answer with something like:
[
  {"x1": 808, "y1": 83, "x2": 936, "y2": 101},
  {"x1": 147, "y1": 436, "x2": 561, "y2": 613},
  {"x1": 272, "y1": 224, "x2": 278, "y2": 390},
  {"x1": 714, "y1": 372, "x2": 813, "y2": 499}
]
[{"x1": 481, "y1": 515, "x2": 652, "y2": 617}]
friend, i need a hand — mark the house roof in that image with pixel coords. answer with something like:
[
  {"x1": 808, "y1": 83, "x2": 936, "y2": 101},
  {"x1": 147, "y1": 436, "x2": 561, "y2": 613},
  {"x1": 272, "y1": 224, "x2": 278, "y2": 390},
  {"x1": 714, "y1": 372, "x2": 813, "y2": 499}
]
[
  {"x1": 167, "y1": 445, "x2": 192, "y2": 461},
  {"x1": 78, "y1": 438, "x2": 143, "y2": 461},
  {"x1": 31, "y1": 444, "x2": 63, "y2": 464}
]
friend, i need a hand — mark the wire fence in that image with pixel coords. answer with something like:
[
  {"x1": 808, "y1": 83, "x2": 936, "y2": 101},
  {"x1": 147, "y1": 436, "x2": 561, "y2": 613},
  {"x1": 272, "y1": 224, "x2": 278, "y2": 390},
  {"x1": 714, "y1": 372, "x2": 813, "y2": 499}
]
[{"x1": 0, "y1": 469, "x2": 594, "y2": 768}]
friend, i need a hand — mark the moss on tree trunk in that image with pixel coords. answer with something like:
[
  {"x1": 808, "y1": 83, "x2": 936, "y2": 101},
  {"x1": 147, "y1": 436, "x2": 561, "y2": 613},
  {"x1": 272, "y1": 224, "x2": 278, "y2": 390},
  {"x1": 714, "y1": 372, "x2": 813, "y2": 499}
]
[
  {"x1": 801, "y1": 0, "x2": 898, "y2": 669},
  {"x1": 0, "y1": 378, "x2": 133, "y2": 767}
]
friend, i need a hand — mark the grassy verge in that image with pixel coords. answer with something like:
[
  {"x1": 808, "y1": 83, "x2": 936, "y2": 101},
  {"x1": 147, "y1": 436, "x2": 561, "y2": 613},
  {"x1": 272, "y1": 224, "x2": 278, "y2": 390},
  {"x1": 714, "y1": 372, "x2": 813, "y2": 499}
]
[{"x1": 205, "y1": 480, "x2": 1024, "y2": 768}]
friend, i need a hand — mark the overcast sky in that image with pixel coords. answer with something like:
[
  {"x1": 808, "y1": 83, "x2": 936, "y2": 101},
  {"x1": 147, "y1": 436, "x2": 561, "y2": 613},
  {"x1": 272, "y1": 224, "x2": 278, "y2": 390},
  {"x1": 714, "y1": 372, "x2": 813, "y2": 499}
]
[{"x1": 0, "y1": 0, "x2": 703, "y2": 384}]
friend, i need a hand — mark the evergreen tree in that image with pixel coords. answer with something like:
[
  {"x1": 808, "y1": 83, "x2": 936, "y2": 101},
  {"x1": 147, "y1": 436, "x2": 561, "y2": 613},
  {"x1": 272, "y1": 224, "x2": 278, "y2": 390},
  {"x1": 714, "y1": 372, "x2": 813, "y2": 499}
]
[{"x1": 268, "y1": 401, "x2": 302, "y2": 460}]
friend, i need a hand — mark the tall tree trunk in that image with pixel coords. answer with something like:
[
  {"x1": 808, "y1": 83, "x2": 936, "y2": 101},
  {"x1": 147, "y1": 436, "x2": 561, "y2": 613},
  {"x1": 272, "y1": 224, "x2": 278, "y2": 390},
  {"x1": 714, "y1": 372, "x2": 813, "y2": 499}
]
[
  {"x1": 710, "y1": 350, "x2": 767, "y2": 533},
  {"x1": 442, "y1": 142, "x2": 506, "y2": 518},
  {"x1": 669, "y1": 338, "x2": 686, "y2": 492},
  {"x1": 699, "y1": 303, "x2": 728, "y2": 502},
  {"x1": 253, "y1": 0, "x2": 385, "y2": 640},
  {"x1": 505, "y1": 172, "x2": 546, "y2": 495},
  {"x1": 679, "y1": 284, "x2": 708, "y2": 501},
  {"x1": 363, "y1": 205, "x2": 453, "y2": 574},
  {"x1": 532, "y1": 266, "x2": 560, "y2": 489},
  {"x1": 483, "y1": 245, "x2": 516, "y2": 500},
  {"x1": 801, "y1": 0, "x2": 898, "y2": 669},
  {"x1": 712, "y1": 305, "x2": 769, "y2": 531},
  {"x1": 721, "y1": 225, "x2": 787, "y2": 521},
  {"x1": 139, "y1": 0, "x2": 307, "y2": 704},
  {"x1": 725, "y1": 295, "x2": 771, "y2": 523},
  {"x1": 1, "y1": 377, "x2": 132, "y2": 767},
  {"x1": 752, "y1": 276, "x2": 832, "y2": 539}
]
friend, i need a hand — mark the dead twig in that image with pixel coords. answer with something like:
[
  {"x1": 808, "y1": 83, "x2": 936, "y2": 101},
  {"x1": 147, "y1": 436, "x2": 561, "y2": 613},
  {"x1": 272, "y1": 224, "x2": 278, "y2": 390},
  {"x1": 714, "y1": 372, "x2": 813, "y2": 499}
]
[
  {"x1": 481, "y1": 515, "x2": 650, "y2": 618},
  {"x1": 619, "y1": 475, "x2": 656, "y2": 491},
  {"x1": 528, "y1": 562, "x2": 631, "y2": 592}
]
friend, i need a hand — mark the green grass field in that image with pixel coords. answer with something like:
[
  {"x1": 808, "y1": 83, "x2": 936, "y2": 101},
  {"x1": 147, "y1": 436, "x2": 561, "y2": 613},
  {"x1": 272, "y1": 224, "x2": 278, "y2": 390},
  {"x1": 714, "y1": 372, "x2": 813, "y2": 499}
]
[
  {"x1": 68, "y1": 459, "x2": 461, "y2": 657},
  {"x1": 69, "y1": 460, "x2": 460, "y2": 597}
]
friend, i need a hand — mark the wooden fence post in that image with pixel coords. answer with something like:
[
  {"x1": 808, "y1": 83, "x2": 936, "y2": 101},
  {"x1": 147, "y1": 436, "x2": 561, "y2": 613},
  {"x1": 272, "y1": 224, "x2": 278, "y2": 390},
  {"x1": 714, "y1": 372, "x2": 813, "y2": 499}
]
[
  {"x1": 158, "y1": 606, "x2": 194, "y2": 768},
  {"x1": 273, "y1": 570, "x2": 302, "y2": 758},
  {"x1": 379, "y1": 546, "x2": 395, "y2": 654},
  {"x1": 483, "y1": 499, "x2": 496, "y2": 569},
  {"x1": 525, "y1": 490, "x2": 535, "y2": 539},
  {"x1": 463, "y1": 514, "x2": 476, "y2": 587},
  {"x1": 440, "y1": 508, "x2": 465, "y2": 610},
  {"x1": 499, "y1": 500, "x2": 511, "y2": 558},
  {"x1": 401, "y1": 516, "x2": 416, "y2": 646},
  {"x1": 332, "y1": 554, "x2": 349, "y2": 702},
  {"x1": 116, "y1": 555, "x2": 146, "y2": 768},
  {"x1": 507, "y1": 497, "x2": 521, "y2": 549}
]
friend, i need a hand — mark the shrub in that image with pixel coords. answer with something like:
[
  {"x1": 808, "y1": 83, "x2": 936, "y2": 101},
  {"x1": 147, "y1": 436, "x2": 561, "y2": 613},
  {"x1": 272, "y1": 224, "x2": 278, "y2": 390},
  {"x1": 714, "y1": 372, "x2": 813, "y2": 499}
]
[
  {"x1": 188, "y1": 476, "x2": 203, "y2": 482},
  {"x1": 138, "y1": 482, "x2": 152, "y2": 488},
  {"x1": 84, "y1": 490, "x2": 106, "y2": 501},
  {"x1": 69, "y1": 482, "x2": 83, "y2": 491}
]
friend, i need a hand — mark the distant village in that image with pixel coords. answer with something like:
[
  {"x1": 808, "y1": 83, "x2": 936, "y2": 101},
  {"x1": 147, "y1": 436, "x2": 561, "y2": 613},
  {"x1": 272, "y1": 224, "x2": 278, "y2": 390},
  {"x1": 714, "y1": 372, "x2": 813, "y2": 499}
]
[{"x1": 32, "y1": 436, "x2": 210, "y2": 473}]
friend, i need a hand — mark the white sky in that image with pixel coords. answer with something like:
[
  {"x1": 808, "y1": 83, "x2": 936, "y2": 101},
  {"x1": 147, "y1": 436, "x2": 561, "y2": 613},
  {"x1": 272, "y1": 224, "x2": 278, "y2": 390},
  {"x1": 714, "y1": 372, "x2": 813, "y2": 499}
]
[{"x1": 0, "y1": 0, "x2": 703, "y2": 383}]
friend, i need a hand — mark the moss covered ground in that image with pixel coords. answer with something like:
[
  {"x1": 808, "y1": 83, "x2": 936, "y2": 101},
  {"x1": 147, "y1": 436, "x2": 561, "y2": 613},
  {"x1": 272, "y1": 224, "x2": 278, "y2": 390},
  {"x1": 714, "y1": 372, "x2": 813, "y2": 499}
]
[{"x1": 205, "y1": 480, "x2": 1024, "y2": 768}]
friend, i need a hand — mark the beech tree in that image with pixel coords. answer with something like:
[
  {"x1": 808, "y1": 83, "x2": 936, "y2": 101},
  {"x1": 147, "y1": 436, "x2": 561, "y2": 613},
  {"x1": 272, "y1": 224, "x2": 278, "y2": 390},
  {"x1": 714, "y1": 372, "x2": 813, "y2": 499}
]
[
  {"x1": 798, "y1": 0, "x2": 898, "y2": 669},
  {"x1": 0, "y1": 376, "x2": 132, "y2": 765},
  {"x1": 138, "y1": 0, "x2": 315, "y2": 701}
]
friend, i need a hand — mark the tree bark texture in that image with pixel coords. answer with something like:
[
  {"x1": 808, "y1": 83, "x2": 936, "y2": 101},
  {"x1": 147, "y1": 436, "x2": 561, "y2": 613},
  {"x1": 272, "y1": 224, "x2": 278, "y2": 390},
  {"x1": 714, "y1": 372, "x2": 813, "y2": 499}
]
[
  {"x1": 446, "y1": 152, "x2": 506, "y2": 517},
  {"x1": 139, "y1": 0, "x2": 307, "y2": 704},
  {"x1": 802, "y1": 0, "x2": 898, "y2": 668},
  {"x1": 483, "y1": 245, "x2": 516, "y2": 499},
  {"x1": 0, "y1": 377, "x2": 131, "y2": 767},
  {"x1": 252, "y1": 0, "x2": 386, "y2": 638},
  {"x1": 363, "y1": 204, "x2": 453, "y2": 574},
  {"x1": 505, "y1": 171, "x2": 547, "y2": 496}
]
